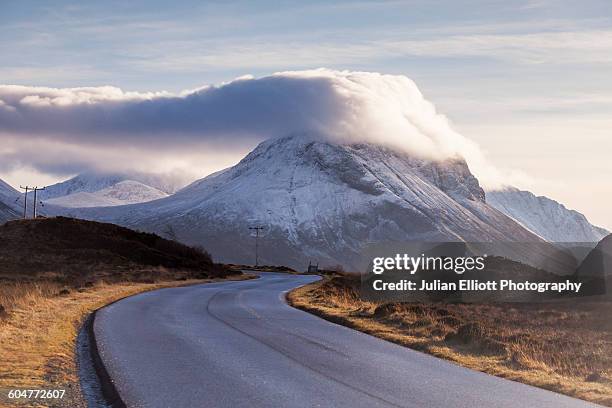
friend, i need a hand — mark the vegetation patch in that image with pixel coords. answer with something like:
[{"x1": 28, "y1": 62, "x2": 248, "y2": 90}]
[
  {"x1": 288, "y1": 275, "x2": 612, "y2": 407},
  {"x1": 0, "y1": 217, "x2": 246, "y2": 407}
]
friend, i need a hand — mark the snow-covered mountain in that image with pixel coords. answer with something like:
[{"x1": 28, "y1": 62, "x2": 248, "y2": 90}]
[
  {"x1": 39, "y1": 172, "x2": 178, "y2": 208},
  {"x1": 40, "y1": 171, "x2": 185, "y2": 199},
  {"x1": 0, "y1": 178, "x2": 18, "y2": 200},
  {"x1": 71, "y1": 135, "x2": 547, "y2": 270},
  {"x1": 487, "y1": 187, "x2": 608, "y2": 243},
  {"x1": 0, "y1": 179, "x2": 20, "y2": 223},
  {"x1": 0, "y1": 201, "x2": 18, "y2": 223},
  {"x1": 45, "y1": 180, "x2": 168, "y2": 208}
]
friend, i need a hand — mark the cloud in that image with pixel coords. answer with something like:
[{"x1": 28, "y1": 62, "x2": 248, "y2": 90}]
[
  {"x1": 0, "y1": 69, "x2": 505, "y2": 187},
  {"x1": 89, "y1": 27, "x2": 612, "y2": 77}
]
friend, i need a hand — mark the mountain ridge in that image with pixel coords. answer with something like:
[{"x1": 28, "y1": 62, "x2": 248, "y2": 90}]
[
  {"x1": 486, "y1": 187, "x2": 608, "y2": 243},
  {"x1": 68, "y1": 135, "x2": 545, "y2": 270},
  {"x1": 46, "y1": 180, "x2": 168, "y2": 208},
  {"x1": 40, "y1": 171, "x2": 188, "y2": 200},
  {"x1": 0, "y1": 179, "x2": 21, "y2": 223}
]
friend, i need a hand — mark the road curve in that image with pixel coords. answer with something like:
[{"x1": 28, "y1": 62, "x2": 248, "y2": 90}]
[{"x1": 94, "y1": 273, "x2": 599, "y2": 408}]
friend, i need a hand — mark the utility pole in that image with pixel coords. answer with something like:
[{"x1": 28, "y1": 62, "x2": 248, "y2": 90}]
[
  {"x1": 32, "y1": 186, "x2": 45, "y2": 218},
  {"x1": 248, "y1": 226, "x2": 265, "y2": 266},
  {"x1": 19, "y1": 186, "x2": 31, "y2": 219}
]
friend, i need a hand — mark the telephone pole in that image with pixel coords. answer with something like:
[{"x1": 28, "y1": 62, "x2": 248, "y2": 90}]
[
  {"x1": 32, "y1": 186, "x2": 45, "y2": 218},
  {"x1": 19, "y1": 186, "x2": 31, "y2": 219},
  {"x1": 248, "y1": 226, "x2": 265, "y2": 266}
]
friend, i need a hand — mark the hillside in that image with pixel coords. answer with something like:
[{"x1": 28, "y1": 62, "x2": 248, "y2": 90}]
[
  {"x1": 0, "y1": 178, "x2": 18, "y2": 198},
  {"x1": 39, "y1": 171, "x2": 187, "y2": 199},
  {"x1": 46, "y1": 180, "x2": 168, "y2": 208},
  {"x1": 0, "y1": 217, "x2": 231, "y2": 284},
  {"x1": 0, "y1": 201, "x2": 19, "y2": 224},
  {"x1": 0, "y1": 180, "x2": 19, "y2": 224},
  {"x1": 68, "y1": 135, "x2": 545, "y2": 270},
  {"x1": 487, "y1": 187, "x2": 608, "y2": 243},
  {"x1": 0, "y1": 217, "x2": 244, "y2": 406},
  {"x1": 576, "y1": 234, "x2": 612, "y2": 298}
]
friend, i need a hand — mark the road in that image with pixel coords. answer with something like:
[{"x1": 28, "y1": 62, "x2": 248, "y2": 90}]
[{"x1": 93, "y1": 273, "x2": 599, "y2": 408}]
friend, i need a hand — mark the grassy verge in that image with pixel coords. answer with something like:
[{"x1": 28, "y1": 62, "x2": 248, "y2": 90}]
[
  {"x1": 0, "y1": 274, "x2": 253, "y2": 408},
  {"x1": 288, "y1": 276, "x2": 612, "y2": 407}
]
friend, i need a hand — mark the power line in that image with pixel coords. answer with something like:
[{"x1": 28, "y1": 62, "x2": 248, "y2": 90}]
[
  {"x1": 19, "y1": 186, "x2": 31, "y2": 219},
  {"x1": 19, "y1": 185, "x2": 46, "y2": 219},
  {"x1": 32, "y1": 186, "x2": 45, "y2": 218},
  {"x1": 248, "y1": 226, "x2": 265, "y2": 267}
]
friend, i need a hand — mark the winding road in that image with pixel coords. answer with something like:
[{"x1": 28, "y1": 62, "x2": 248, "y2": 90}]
[{"x1": 93, "y1": 273, "x2": 599, "y2": 407}]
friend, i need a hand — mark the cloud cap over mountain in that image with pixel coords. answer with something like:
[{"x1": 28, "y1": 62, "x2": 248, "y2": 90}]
[{"x1": 0, "y1": 69, "x2": 500, "y2": 186}]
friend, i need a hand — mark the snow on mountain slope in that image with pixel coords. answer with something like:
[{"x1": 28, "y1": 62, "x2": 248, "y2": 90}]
[
  {"x1": 487, "y1": 187, "x2": 608, "y2": 243},
  {"x1": 70, "y1": 135, "x2": 548, "y2": 270},
  {"x1": 39, "y1": 171, "x2": 185, "y2": 203},
  {"x1": 0, "y1": 201, "x2": 19, "y2": 223},
  {"x1": 0, "y1": 178, "x2": 19, "y2": 198},
  {"x1": 0, "y1": 179, "x2": 20, "y2": 223},
  {"x1": 1, "y1": 178, "x2": 71, "y2": 220},
  {"x1": 45, "y1": 180, "x2": 168, "y2": 208}
]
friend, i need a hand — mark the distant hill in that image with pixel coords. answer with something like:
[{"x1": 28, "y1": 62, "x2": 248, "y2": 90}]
[
  {"x1": 575, "y1": 234, "x2": 612, "y2": 298},
  {"x1": 40, "y1": 171, "x2": 187, "y2": 198},
  {"x1": 0, "y1": 178, "x2": 18, "y2": 199},
  {"x1": 46, "y1": 180, "x2": 168, "y2": 208},
  {"x1": 0, "y1": 179, "x2": 20, "y2": 224},
  {"x1": 487, "y1": 187, "x2": 608, "y2": 243},
  {"x1": 0, "y1": 217, "x2": 232, "y2": 285},
  {"x1": 38, "y1": 172, "x2": 184, "y2": 208},
  {"x1": 0, "y1": 201, "x2": 19, "y2": 224}
]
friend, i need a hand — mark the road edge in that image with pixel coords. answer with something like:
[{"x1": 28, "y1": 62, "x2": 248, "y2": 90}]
[
  {"x1": 80, "y1": 274, "x2": 260, "y2": 407},
  {"x1": 286, "y1": 279, "x2": 610, "y2": 408},
  {"x1": 83, "y1": 307, "x2": 127, "y2": 408}
]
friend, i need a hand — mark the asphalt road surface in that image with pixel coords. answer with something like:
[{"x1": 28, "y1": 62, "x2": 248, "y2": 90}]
[{"x1": 94, "y1": 273, "x2": 600, "y2": 408}]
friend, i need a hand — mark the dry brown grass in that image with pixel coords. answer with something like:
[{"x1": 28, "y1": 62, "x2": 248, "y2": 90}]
[
  {"x1": 289, "y1": 276, "x2": 612, "y2": 407},
  {"x1": 0, "y1": 217, "x2": 232, "y2": 284},
  {"x1": 0, "y1": 274, "x2": 253, "y2": 408},
  {"x1": 0, "y1": 217, "x2": 244, "y2": 407}
]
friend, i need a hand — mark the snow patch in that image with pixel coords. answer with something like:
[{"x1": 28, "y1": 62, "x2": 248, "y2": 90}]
[
  {"x1": 46, "y1": 180, "x2": 168, "y2": 208},
  {"x1": 486, "y1": 187, "x2": 608, "y2": 243}
]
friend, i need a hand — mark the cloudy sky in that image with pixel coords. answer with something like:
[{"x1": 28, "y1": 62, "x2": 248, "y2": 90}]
[{"x1": 1, "y1": 0, "x2": 611, "y2": 229}]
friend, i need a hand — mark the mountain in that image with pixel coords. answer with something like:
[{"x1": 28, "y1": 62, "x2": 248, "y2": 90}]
[
  {"x1": 0, "y1": 179, "x2": 64, "y2": 220},
  {"x1": 576, "y1": 234, "x2": 612, "y2": 278},
  {"x1": 575, "y1": 234, "x2": 612, "y2": 298},
  {"x1": 45, "y1": 180, "x2": 168, "y2": 208},
  {"x1": 71, "y1": 135, "x2": 546, "y2": 270},
  {"x1": 38, "y1": 172, "x2": 179, "y2": 208},
  {"x1": 486, "y1": 187, "x2": 608, "y2": 243},
  {"x1": 0, "y1": 179, "x2": 20, "y2": 223},
  {"x1": 0, "y1": 178, "x2": 19, "y2": 200},
  {"x1": 0, "y1": 201, "x2": 19, "y2": 223},
  {"x1": 39, "y1": 171, "x2": 185, "y2": 199}
]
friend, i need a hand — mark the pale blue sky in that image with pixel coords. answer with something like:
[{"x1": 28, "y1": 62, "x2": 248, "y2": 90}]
[{"x1": 1, "y1": 0, "x2": 611, "y2": 228}]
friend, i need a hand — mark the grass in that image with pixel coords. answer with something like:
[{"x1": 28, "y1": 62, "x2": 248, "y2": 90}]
[
  {"x1": 0, "y1": 217, "x2": 245, "y2": 407},
  {"x1": 288, "y1": 275, "x2": 612, "y2": 407},
  {"x1": 0, "y1": 274, "x2": 253, "y2": 408},
  {"x1": 0, "y1": 217, "x2": 230, "y2": 283}
]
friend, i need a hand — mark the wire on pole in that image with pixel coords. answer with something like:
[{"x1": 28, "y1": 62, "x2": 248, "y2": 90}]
[
  {"x1": 19, "y1": 186, "x2": 30, "y2": 219},
  {"x1": 248, "y1": 226, "x2": 265, "y2": 267},
  {"x1": 32, "y1": 186, "x2": 46, "y2": 219},
  {"x1": 19, "y1": 185, "x2": 46, "y2": 219}
]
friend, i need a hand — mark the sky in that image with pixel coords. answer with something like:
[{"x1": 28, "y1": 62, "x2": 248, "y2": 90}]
[{"x1": 0, "y1": 0, "x2": 611, "y2": 229}]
